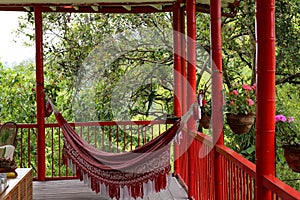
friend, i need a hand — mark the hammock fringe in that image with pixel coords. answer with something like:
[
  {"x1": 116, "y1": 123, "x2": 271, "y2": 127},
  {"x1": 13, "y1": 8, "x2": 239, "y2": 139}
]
[{"x1": 66, "y1": 158, "x2": 172, "y2": 200}]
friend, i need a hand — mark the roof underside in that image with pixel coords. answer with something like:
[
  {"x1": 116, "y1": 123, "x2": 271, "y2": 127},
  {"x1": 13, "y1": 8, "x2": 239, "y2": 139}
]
[
  {"x1": 0, "y1": 0, "x2": 239, "y2": 15},
  {"x1": 0, "y1": 0, "x2": 234, "y2": 5}
]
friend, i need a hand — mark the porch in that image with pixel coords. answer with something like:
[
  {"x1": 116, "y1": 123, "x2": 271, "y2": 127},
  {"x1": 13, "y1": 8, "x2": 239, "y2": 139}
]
[
  {"x1": 0, "y1": 0, "x2": 300, "y2": 200},
  {"x1": 33, "y1": 177, "x2": 188, "y2": 200}
]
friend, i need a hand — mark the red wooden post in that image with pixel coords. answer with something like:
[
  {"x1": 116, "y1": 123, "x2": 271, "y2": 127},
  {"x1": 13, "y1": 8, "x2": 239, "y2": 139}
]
[
  {"x1": 186, "y1": 0, "x2": 197, "y2": 198},
  {"x1": 35, "y1": 6, "x2": 46, "y2": 181},
  {"x1": 180, "y1": 6, "x2": 187, "y2": 115},
  {"x1": 179, "y1": 5, "x2": 188, "y2": 183},
  {"x1": 255, "y1": 0, "x2": 276, "y2": 199},
  {"x1": 173, "y1": 2, "x2": 182, "y2": 175},
  {"x1": 210, "y1": 0, "x2": 225, "y2": 199}
]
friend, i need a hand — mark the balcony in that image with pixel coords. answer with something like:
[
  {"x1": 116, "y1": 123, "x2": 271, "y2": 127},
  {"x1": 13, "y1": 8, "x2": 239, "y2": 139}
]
[{"x1": 14, "y1": 120, "x2": 300, "y2": 200}]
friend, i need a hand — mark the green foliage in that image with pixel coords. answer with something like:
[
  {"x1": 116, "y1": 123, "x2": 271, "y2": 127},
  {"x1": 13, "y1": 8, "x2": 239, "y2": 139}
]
[
  {"x1": 0, "y1": 63, "x2": 36, "y2": 123},
  {"x1": 275, "y1": 0, "x2": 300, "y2": 84},
  {"x1": 224, "y1": 121, "x2": 256, "y2": 163}
]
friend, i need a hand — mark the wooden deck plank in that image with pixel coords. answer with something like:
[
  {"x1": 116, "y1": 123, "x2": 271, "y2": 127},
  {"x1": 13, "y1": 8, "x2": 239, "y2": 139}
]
[{"x1": 33, "y1": 177, "x2": 188, "y2": 200}]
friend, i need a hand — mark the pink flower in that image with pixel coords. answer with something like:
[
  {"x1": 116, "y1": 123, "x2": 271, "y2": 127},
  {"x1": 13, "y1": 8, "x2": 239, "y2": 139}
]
[
  {"x1": 251, "y1": 83, "x2": 256, "y2": 90},
  {"x1": 233, "y1": 90, "x2": 238, "y2": 95},
  {"x1": 242, "y1": 84, "x2": 253, "y2": 91},
  {"x1": 247, "y1": 98, "x2": 254, "y2": 106},
  {"x1": 288, "y1": 116, "x2": 294, "y2": 123},
  {"x1": 230, "y1": 101, "x2": 235, "y2": 105},
  {"x1": 275, "y1": 114, "x2": 287, "y2": 122}
]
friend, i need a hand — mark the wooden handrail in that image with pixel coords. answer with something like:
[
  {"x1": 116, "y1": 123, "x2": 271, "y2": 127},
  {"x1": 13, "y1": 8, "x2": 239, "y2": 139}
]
[
  {"x1": 16, "y1": 119, "x2": 176, "y2": 128},
  {"x1": 263, "y1": 175, "x2": 300, "y2": 200}
]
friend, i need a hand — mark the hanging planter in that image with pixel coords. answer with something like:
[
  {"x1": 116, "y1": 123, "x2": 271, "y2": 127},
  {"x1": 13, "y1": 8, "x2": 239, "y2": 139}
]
[
  {"x1": 45, "y1": 100, "x2": 53, "y2": 117},
  {"x1": 282, "y1": 144, "x2": 300, "y2": 173},
  {"x1": 226, "y1": 113, "x2": 255, "y2": 134},
  {"x1": 199, "y1": 114, "x2": 211, "y2": 129},
  {"x1": 275, "y1": 114, "x2": 300, "y2": 172}
]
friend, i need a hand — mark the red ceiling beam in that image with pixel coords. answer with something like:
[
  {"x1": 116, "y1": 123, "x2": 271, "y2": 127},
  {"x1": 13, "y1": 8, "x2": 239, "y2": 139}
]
[
  {"x1": 0, "y1": 5, "x2": 174, "y2": 13},
  {"x1": 0, "y1": 2, "x2": 240, "y2": 16}
]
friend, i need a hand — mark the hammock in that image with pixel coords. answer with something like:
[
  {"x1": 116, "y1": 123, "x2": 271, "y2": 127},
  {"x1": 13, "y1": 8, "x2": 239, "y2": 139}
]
[{"x1": 54, "y1": 111, "x2": 181, "y2": 200}]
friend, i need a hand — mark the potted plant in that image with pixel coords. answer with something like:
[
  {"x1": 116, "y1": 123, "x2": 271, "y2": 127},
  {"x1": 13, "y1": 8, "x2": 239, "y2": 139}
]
[
  {"x1": 200, "y1": 99, "x2": 211, "y2": 129},
  {"x1": 198, "y1": 90, "x2": 211, "y2": 129},
  {"x1": 226, "y1": 82, "x2": 256, "y2": 134},
  {"x1": 275, "y1": 114, "x2": 300, "y2": 173}
]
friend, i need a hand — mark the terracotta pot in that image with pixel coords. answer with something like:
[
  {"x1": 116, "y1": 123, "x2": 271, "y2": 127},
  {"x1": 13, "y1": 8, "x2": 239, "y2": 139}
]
[
  {"x1": 226, "y1": 113, "x2": 255, "y2": 134},
  {"x1": 283, "y1": 144, "x2": 300, "y2": 173},
  {"x1": 199, "y1": 114, "x2": 211, "y2": 129}
]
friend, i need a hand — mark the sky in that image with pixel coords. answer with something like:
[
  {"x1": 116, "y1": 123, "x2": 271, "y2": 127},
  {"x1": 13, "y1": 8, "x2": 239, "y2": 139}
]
[{"x1": 0, "y1": 11, "x2": 34, "y2": 67}]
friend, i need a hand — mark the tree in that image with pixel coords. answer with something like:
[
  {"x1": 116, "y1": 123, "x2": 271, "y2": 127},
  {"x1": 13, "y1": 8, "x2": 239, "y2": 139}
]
[{"x1": 17, "y1": 12, "x2": 174, "y2": 121}]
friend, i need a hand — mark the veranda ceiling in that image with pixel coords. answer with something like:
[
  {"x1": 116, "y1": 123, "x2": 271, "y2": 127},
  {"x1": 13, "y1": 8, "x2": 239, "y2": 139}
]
[{"x1": 0, "y1": 0, "x2": 236, "y2": 8}]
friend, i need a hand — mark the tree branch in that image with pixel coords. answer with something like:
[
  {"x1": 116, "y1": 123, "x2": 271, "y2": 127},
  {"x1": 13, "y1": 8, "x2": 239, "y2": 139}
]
[{"x1": 276, "y1": 73, "x2": 300, "y2": 85}]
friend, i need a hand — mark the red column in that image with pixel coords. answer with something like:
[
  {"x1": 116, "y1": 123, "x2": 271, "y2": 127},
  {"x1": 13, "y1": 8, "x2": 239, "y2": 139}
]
[
  {"x1": 173, "y1": 2, "x2": 182, "y2": 175},
  {"x1": 35, "y1": 6, "x2": 46, "y2": 181},
  {"x1": 210, "y1": 0, "x2": 224, "y2": 199},
  {"x1": 186, "y1": 0, "x2": 197, "y2": 198},
  {"x1": 179, "y1": 6, "x2": 188, "y2": 184},
  {"x1": 255, "y1": 0, "x2": 276, "y2": 199},
  {"x1": 180, "y1": 6, "x2": 187, "y2": 115}
]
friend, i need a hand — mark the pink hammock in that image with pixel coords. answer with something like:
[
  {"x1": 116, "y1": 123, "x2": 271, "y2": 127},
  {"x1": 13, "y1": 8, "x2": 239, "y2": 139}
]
[{"x1": 54, "y1": 111, "x2": 181, "y2": 200}]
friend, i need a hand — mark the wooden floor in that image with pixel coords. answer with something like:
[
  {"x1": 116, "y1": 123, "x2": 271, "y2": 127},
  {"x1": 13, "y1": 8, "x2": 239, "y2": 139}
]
[{"x1": 33, "y1": 177, "x2": 188, "y2": 200}]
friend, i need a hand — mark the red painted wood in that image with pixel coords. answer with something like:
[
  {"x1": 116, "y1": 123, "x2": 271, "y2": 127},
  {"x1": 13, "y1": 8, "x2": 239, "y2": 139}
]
[
  {"x1": 180, "y1": 6, "x2": 187, "y2": 116},
  {"x1": 186, "y1": 0, "x2": 197, "y2": 198},
  {"x1": 173, "y1": 2, "x2": 181, "y2": 177},
  {"x1": 210, "y1": 0, "x2": 224, "y2": 199},
  {"x1": 178, "y1": 6, "x2": 188, "y2": 187},
  {"x1": 34, "y1": 6, "x2": 46, "y2": 181},
  {"x1": 0, "y1": 4, "x2": 174, "y2": 13},
  {"x1": 255, "y1": 0, "x2": 276, "y2": 199},
  {"x1": 173, "y1": 3, "x2": 182, "y2": 118},
  {"x1": 263, "y1": 175, "x2": 300, "y2": 200}
]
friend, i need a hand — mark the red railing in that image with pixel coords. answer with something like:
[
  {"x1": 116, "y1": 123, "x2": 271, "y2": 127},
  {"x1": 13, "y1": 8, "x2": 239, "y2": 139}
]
[
  {"x1": 176, "y1": 132, "x2": 300, "y2": 200},
  {"x1": 15, "y1": 120, "x2": 175, "y2": 180},
  {"x1": 14, "y1": 121, "x2": 300, "y2": 198}
]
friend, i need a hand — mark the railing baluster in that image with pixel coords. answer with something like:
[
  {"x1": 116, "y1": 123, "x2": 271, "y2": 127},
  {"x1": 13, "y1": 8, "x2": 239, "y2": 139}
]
[
  {"x1": 116, "y1": 125, "x2": 119, "y2": 152},
  {"x1": 130, "y1": 124, "x2": 133, "y2": 151},
  {"x1": 87, "y1": 126, "x2": 90, "y2": 144},
  {"x1": 151, "y1": 125, "x2": 154, "y2": 140},
  {"x1": 101, "y1": 126, "x2": 104, "y2": 151},
  {"x1": 137, "y1": 125, "x2": 140, "y2": 147},
  {"x1": 20, "y1": 129, "x2": 23, "y2": 168},
  {"x1": 109, "y1": 126, "x2": 112, "y2": 151},
  {"x1": 94, "y1": 126, "x2": 97, "y2": 148},
  {"x1": 123, "y1": 125, "x2": 126, "y2": 151},
  {"x1": 51, "y1": 127, "x2": 54, "y2": 177},
  {"x1": 58, "y1": 127, "x2": 62, "y2": 177},
  {"x1": 27, "y1": 128, "x2": 31, "y2": 169}
]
